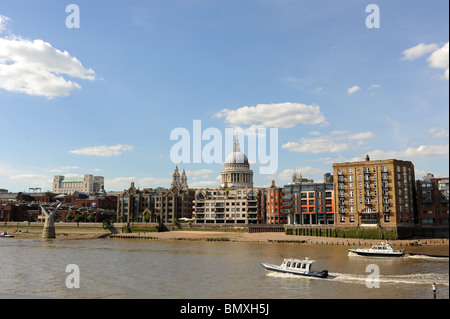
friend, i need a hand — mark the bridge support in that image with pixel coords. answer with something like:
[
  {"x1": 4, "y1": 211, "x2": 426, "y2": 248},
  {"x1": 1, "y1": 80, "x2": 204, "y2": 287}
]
[{"x1": 41, "y1": 203, "x2": 62, "y2": 239}]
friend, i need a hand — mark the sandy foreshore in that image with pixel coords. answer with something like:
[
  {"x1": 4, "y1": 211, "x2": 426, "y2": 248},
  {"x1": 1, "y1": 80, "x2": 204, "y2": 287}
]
[
  {"x1": 107, "y1": 230, "x2": 449, "y2": 247},
  {"x1": 9, "y1": 229, "x2": 449, "y2": 249}
]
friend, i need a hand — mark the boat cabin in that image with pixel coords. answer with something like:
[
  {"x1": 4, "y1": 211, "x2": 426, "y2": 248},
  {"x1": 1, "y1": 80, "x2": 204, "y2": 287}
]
[
  {"x1": 281, "y1": 258, "x2": 314, "y2": 272},
  {"x1": 370, "y1": 242, "x2": 394, "y2": 251}
]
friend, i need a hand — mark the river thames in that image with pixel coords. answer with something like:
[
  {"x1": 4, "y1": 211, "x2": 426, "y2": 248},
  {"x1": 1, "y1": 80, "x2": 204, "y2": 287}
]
[{"x1": 0, "y1": 237, "x2": 448, "y2": 299}]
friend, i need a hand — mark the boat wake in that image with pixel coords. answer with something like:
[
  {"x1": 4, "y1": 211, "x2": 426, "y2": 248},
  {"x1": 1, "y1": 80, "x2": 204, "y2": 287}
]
[
  {"x1": 330, "y1": 272, "x2": 449, "y2": 286},
  {"x1": 265, "y1": 271, "x2": 449, "y2": 286},
  {"x1": 406, "y1": 254, "x2": 449, "y2": 261}
]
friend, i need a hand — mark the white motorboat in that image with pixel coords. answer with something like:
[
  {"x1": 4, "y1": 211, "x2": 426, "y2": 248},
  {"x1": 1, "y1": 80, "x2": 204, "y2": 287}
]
[
  {"x1": 0, "y1": 231, "x2": 14, "y2": 238},
  {"x1": 348, "y1": 241, "x2": 405, "y2": 257},
  {"x1": 261, "y1": 258, "x2": 329, "y2": 278}
]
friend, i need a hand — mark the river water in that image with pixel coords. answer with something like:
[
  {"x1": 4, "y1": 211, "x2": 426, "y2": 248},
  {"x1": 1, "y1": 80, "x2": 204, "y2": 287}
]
[{"x1": 0, "y1": 237, "x2": 448, "y2": 299}]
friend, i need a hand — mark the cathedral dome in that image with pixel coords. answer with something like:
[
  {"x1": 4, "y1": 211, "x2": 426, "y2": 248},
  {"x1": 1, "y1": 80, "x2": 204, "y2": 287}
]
[
  {"x1": 225, "y1": 151, "x2": 248, "y2": 165},
  {"x1": 224, "y1": 134, "x2": 248, "y2": 165},
  {"x1": 220, "y1": 134, "x2": 253, "y2": 189}
]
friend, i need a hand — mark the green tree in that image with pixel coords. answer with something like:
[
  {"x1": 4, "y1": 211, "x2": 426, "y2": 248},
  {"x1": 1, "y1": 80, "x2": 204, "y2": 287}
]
[
  {"x1": 74, "y1": 213, "x2": 84, "y2": 226},
  {"x1": 65, "y1": 211, "x2": 74, "y2": 222},
  {"x1": 87, "y1": 212, "x2": 96, "y2": 223}
]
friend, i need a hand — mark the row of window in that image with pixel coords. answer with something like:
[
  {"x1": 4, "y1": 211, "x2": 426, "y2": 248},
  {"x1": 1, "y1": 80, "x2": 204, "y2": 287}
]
[{"x1": 202, "y1": 214, "x2": 247, "y2": 218}]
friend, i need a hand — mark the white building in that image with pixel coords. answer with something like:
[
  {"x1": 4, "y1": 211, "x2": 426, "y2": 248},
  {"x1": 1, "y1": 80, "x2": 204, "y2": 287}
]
[
  {"x1": 53, "y1": 175, "x2": 104, "y2": 195},
  {"x1": 194, "y1": 135, "x2": 263, "y2": 224}
]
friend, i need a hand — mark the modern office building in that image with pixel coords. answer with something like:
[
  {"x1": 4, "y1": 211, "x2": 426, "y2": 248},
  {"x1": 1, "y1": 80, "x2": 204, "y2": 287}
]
[
  {"x1": 416, "y1": 174, "x2": 449, "y2": 227},
  {"x1": 53, "y1": 175, "x2": 104, "y2": 195},
  {"x1": 333, "y1": 155, "x2": 415, "y2": 230},
  {"x1": 282, "y1": 173, "x2": 334, "y2": 225}
]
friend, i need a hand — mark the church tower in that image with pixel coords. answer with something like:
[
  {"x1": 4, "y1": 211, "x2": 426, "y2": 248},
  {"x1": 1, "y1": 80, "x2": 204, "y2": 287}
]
[
  {"x1": 171, "y1": 164, "x2": 181, "y2": 188},
  {"x1": 180, "y1": 167, "x2": 188, "y2": 189},
  {"x1": 172, "y1": 164, "x2": 188, "y2": 189}
]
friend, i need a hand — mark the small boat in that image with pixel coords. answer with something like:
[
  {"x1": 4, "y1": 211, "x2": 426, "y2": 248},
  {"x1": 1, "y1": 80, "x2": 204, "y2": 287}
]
[
  {"x1": 0, "y1": 231, "x2": 14, "y2": 238},
  {"x1": 261, "y1": 258, "x2": 329, "y2": 278},
  {"x1": 348, "y1": 241, "x2": 405, "y2": 257}
]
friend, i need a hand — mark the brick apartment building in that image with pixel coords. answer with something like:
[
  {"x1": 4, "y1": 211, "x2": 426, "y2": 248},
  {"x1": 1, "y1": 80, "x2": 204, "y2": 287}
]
[
  {"x1": 416, "y1": 174, "x2": 449, "y2": 227},
  {"x1": 333, "y1": 155, "x2": 415, "y2": 232},
  {"x1": 266, "y1": 181, "x2": 285, "y2": 224}
]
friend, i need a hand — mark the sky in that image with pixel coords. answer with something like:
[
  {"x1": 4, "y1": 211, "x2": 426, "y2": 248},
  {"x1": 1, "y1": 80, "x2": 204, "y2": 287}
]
[{"x1": 0, "y1": 0, "x2": 448, "y2": 193}]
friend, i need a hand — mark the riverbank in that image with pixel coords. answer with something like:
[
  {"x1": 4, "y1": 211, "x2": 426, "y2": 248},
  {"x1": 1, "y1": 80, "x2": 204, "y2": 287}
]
[
  {"x1": 10, "y1": 227, "x2": 448, "y2": 247},
  {"x1": 4, "y1": 222, "x2": 449, "y2": 249},
  {"x1": 108, "y1": 230, "x2": 449, "y2": 247}
]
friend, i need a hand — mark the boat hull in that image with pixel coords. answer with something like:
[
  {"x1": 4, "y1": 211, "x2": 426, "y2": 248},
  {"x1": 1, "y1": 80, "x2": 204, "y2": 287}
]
[
  {"x1": 348, "y1": 249, "x2": 404, "y2": 257},
  {"x1": 260, "y1": 263, "x2": 328, "y2": 278}
]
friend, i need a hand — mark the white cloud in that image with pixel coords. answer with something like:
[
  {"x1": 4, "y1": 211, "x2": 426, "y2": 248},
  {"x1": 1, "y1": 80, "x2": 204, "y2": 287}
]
[
  {"x1": 401, "y1": 43, "x2": 438, "y2": 61},
  {"x1": 348, "y1": 131, "x2": 375, "y2": 140},
  {"x1": 277, "y1": 166, "x2": 327, "y2": 182},
  {"x1": 282, "y1": 137, "x2": 348, "y2": 153},
  {"x1": 368, "y1": 84, "x2": 380, "y2": 90},
  {"x1": 427, "y1": 42, "x2": 449, "y2": 80},
  {"x1": 137, "y1": 177, "x2": 172, "y2": 187},
  {"x1": 347, "y1": 85, "x2": 361, "y2": 95},
  {"x1": 402, "y1": 42, "x2": 449, "y2": 80},
  {"x1": 185, "y1": 169, "x2": 215, "y2": 179},
  {"x1": 313, "y1": 86, "x2": 323, "y2": 93},
  {"x1": 0, "y1": 15, "x2": 10, "y2": 33},
  {"x1": 282, "y1": 131, "x2": 374, "y2": 154},
  {"x1": 69, "y1": 144, "x2": 134, "y2": 157},
  {"x1": 8, "y1": 173, "x2": 53, "y2": 188},
  {"x1": 0, "y1": 15, "x2": 95, "y2": 98},
  {"x1": 427, "y1": 127, "x2": 449, "y2": 138},
  {"x1": 42, "y1": 166, "x2": 81, "y2": 173},
  {"x1": 368, "y1": 144, "x2": 449, "y2": 160},
  {"x1": 105, "y1": 177, "x2": 136, "y2": 191},
  {"x1": 215, "y1": 102, "x2": 327, "y2": 129}
]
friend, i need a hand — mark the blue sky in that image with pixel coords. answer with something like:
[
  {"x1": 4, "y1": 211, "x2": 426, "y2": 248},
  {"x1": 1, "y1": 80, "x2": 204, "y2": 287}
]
[{"x1": 0, "y1": 0, "x2": 448, "y2": 192}]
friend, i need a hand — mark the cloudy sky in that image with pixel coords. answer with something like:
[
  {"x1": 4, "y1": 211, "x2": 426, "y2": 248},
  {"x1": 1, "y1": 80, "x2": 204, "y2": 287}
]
[{"x1": 0, "y1": 0, "x2": 448, "y2": 192}]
